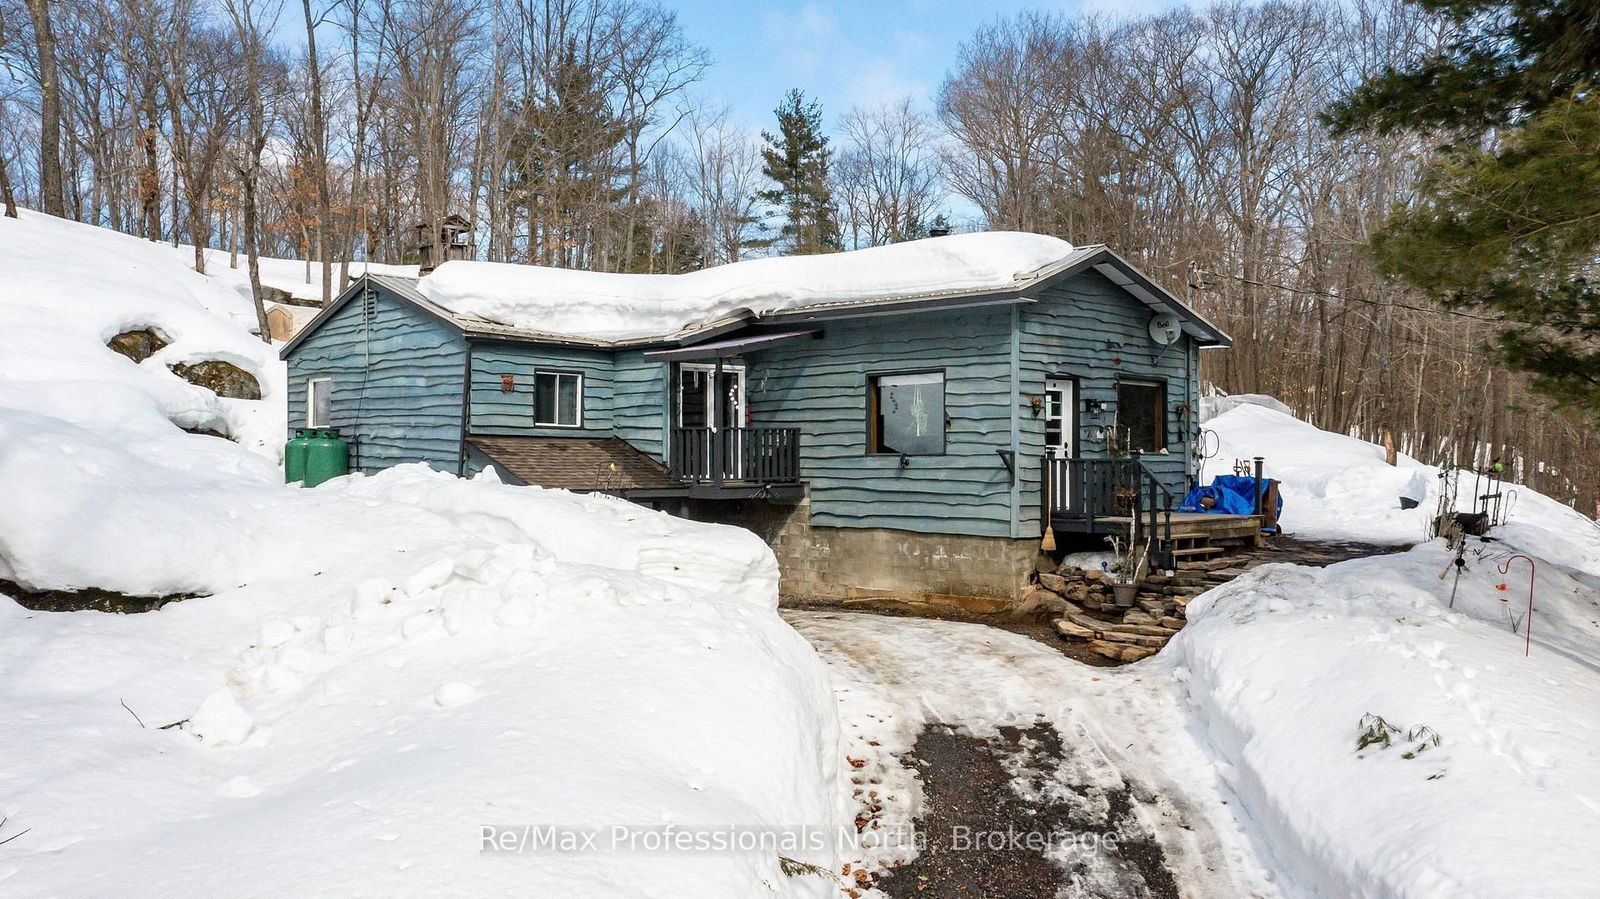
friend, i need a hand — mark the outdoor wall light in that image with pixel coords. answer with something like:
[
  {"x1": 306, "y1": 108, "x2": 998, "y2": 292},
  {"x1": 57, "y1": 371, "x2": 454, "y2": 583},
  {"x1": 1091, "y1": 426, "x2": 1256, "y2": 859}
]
[
  {"x1": 1084, "y1": 398, "x2": 1106, "y2": 415},
  {"x1": 1027, "y1": 395, "x2": 1043, "y2": 417},
  {"x1": 898, "y1": 453, "x2": 911, "y2": 469}
]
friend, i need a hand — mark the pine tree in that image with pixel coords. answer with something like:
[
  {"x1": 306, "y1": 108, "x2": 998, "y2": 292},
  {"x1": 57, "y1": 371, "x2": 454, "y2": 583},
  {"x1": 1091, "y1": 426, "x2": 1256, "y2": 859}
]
[
  {"x1": 508, "y1": 39, "x2": 632, "y2": 269},
  {"x1": 1327, "y1": 0, "x2": 1600, "y2": 421},
  {"x1": 748, "y1": 89, "x2": 841, "y2": 255}
]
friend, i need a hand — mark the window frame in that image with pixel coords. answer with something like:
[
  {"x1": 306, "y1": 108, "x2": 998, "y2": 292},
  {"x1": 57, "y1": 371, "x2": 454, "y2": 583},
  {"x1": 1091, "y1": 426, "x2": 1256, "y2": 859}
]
[
  {"x1": 306, "y1": 377, "x2": 333, "y2": 428},
  {"x1": 533, "y1": 369, "x2": 585, "y2": 429},
  {"x1": 1115, "y1": 378, "x2": 1167, "y2": 453},
  {"x1": 866, "y1": 368, "x2": 948, "y2": 457}
]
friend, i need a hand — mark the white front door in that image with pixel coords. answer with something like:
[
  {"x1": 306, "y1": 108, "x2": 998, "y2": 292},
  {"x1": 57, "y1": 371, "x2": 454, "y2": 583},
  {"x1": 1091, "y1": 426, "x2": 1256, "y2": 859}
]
[
  {"x1": 1045, "y1": 378, "x2": 1075, "y2": 457},
  {"x1": 1045, "y1": 378, "x2": 1075, "y2": 509}
]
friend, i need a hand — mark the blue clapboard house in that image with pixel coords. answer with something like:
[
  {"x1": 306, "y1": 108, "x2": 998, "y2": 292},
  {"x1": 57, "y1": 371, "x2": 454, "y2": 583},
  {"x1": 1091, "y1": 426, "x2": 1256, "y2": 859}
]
[{"x1": 279, "y1": 234, "x2": 1232, "y2": 608}]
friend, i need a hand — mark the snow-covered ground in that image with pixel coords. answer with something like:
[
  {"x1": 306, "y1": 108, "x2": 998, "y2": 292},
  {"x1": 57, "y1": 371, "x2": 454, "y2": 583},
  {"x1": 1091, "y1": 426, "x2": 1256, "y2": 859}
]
[
  {"x1": 1182, "y1": 399, "x2": 1600, "y2": 896},
  {"x1": 0, "y1": 212, "x2": 844, "y2": 896}
]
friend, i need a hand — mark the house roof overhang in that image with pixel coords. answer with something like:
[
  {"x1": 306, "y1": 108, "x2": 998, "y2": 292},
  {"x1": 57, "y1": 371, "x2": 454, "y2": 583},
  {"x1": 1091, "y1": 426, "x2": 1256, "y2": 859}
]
[{"x1": 643, "y1": 330, "x2": 820, "y2": 361}]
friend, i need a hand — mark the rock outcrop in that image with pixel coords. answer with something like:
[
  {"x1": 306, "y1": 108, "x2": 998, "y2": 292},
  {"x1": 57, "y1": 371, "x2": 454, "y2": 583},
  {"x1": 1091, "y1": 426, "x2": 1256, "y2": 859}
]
[
  {"x1": 106, "y1": 328, "x2": 170, "y2": 363},
  {"x1": 171, "y1": 360, "x2": 262, "y2": 400}
]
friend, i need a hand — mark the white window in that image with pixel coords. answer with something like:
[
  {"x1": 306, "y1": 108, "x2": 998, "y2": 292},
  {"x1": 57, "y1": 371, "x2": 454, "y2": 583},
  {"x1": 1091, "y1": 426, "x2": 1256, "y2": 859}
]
[
  {"x1": 307, "y1": 377, "x2": 333, "y2": 428},
  {"x1": 534, "y1": 371, "x2": 582, "y2": 427}
]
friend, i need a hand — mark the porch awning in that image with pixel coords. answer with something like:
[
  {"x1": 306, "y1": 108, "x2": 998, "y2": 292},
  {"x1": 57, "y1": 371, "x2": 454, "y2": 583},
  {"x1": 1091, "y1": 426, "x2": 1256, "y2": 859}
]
[{"x1": 643, "y1": 329, "x2": 818, "y2": 361}]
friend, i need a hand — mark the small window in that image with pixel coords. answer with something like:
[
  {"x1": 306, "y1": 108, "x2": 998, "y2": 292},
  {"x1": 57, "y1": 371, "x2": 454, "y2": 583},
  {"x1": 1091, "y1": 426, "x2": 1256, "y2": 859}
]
[
  {"x1": 307, "y1": 377, "x2": 332, "y2": 428},
  {"x1": 534, "y1": 371, "x2": 582, "y2": 427},
  {"x1": 1116, "y1": 380, "x2": 1165, "y2": 452},
  {"x1": 868, "y1": 371, "x2": 945, "y2": 455}
]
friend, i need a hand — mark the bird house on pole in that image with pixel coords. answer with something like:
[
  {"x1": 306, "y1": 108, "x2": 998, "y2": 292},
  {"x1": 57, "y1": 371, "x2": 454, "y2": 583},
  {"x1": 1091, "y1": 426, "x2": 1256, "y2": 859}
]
[{"x1": 414, "y1": 214, "x2": 475, "y2": 275}]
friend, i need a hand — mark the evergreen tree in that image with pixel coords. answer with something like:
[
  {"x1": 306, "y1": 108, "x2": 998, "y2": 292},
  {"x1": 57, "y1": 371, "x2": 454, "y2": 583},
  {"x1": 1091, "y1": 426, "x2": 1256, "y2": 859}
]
[
  {"x1": 507, "y1": 39, "x2": 631, "y2": 269},
  {"x1": 1327, "y1": 1, "x2": 1600, "y2": 420},
  {"x1": 748, "y1": 89, "x2": 841, "y2": 255}
]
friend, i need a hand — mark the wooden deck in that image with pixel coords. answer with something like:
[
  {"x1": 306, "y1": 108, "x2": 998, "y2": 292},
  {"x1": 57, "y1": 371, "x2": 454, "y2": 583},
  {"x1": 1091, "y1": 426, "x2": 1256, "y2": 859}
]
[
  {"x1": 1052, "y1": 511, "x2": 1259, "y2": 535},
  {"x1": 1093, "y1": 512, "x2": 1263, "y2": 540}
]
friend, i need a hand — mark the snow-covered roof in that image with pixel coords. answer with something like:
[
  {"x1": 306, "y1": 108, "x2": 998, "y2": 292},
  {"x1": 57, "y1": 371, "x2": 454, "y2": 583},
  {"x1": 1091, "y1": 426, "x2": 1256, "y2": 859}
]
[
  {"x1": 284, "y1": 232, "x2": 1230, "y2": 356},
  {"x1": 419, "y1": 232, "x2": 1077, "y2": 341}
]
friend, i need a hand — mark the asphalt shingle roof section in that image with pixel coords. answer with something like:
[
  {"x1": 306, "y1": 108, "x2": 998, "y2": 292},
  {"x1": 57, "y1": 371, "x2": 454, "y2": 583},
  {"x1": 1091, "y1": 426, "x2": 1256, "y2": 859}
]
[{"x1": 467, "y1": 436, "x2": 684, "y2": 492}]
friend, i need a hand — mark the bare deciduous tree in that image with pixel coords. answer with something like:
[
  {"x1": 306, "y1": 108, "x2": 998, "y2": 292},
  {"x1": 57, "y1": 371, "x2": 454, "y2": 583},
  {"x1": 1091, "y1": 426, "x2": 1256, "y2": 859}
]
[{"x1": 835, "y1": 97, "x2": 942, "y2": 248}]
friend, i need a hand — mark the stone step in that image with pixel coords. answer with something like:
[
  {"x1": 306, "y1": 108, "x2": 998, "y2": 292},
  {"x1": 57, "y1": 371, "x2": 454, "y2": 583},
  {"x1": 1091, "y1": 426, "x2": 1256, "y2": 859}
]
[
  {"x1": 1098, "y1": 630, "x2": 1171, "y2": 647},
  {"x1": 1055, "y1": 618, "x2": 1096, "y2": 640},
  {"x1": 1106, "y1": 622, "x2": 1178, "y2": 638}
]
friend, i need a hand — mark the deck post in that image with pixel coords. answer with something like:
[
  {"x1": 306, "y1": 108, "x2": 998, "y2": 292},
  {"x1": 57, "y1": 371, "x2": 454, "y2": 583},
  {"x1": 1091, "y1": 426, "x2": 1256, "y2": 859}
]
[
  {"x1": 712, "y1": 356, "x2": 725, "y2": 488},
  {"x1": 1253, "y1": 456, "x2": 1265, "y2": 515}
]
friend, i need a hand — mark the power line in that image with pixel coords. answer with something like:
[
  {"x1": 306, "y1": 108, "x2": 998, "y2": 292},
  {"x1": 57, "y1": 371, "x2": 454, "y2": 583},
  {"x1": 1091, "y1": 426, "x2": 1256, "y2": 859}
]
[{"x1": 1194, "y1": 269, "x2": 1506, "y2": 323}]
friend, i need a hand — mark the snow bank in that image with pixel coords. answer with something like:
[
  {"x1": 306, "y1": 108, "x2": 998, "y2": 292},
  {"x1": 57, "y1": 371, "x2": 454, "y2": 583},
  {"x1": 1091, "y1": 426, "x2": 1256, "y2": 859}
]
[
  {"x1": 1204, "y1": 402, "x2": 1600, "y2": 567},
  {"x1": 420, "y1": 231, "x2": 1075, "y2": 340},
  {"x1": 1177, "y1": 545, "x2": 1600, "y2": 897},
  {"x1": 0, "y1": 213, "x2": 843, "y2": 896},
  {"x1": 1199, "y1": 392, "x2": 1294, "y2": 422},
  {"x1": 1179, "y1": 397, "x2": 1600, "y2": 896}
]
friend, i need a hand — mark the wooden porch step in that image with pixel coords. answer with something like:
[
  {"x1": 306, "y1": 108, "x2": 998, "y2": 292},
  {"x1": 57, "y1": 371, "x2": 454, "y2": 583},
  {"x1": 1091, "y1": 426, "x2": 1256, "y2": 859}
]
[{"x1": 1170, "y1": 545, "x2": 1224, "y2": 558}]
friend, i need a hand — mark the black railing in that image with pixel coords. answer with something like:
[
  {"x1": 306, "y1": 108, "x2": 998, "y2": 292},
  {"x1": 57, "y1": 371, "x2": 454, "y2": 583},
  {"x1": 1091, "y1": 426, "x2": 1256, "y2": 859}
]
[
  {"x1": 670, "y1": 427, "x2": 801, "y2": 485},
  {"x1": 1041, "y1": 456, "x2": 1174, "y2": 568}
]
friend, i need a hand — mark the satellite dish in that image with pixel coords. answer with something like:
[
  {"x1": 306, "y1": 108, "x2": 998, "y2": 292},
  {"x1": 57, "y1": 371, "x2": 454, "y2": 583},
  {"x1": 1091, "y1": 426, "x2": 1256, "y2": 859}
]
[{"x1": 1148, "y1": 313, "x2": 1182, "y2": 346}]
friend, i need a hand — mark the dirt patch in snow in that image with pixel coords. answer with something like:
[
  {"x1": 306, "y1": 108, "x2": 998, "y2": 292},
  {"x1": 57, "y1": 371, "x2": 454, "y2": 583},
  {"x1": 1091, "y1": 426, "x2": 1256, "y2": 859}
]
[
  {"x1": 876, "y1": 722, "x2": 1179, "y2": 898},
  {"x1": 0, "y1": 578, "x2": 202, "y2": 613}
]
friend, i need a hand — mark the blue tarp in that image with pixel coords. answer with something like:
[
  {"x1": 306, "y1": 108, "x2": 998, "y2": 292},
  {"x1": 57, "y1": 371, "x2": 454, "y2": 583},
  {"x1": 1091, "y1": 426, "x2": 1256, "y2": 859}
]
[{"x1": 1179, "y1": 475, "x2": 1282, "y2": 517}]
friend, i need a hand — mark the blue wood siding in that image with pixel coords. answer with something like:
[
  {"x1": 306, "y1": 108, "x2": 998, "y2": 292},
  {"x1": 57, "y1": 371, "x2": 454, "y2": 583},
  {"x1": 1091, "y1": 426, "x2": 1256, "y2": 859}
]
[
  {"x1": 746, "y1": 308, "x2": 1017, "y2": 537},
  {"x1": 612, "y1": 350, "x2": 670, "y2": 461},
  {"x1": 1016, "y1": 269, "x2": 1200, "y2": 534},
  {"x1": 286, "y1": 285, "x2": 467, "y2": 474},
  {"x1": 467, "y1": 342, "x2": 614, "y2": 436}
]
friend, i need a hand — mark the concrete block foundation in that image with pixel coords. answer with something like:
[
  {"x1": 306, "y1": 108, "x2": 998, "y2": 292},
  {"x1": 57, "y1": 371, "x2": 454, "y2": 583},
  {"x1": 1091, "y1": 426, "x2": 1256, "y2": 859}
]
[{"x1": 680, "y1": 497, "x2": 1041, "y2": 616}]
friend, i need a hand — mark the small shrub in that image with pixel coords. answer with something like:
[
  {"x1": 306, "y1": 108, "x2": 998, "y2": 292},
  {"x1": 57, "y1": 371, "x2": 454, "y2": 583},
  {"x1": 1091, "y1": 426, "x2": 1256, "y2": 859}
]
[
  {"x1": 1356, "y1": 713, "x2": 1400, "y2": 752},
  {"x1": 778, "y1": 856, "x2": 830, "y2": 878}
]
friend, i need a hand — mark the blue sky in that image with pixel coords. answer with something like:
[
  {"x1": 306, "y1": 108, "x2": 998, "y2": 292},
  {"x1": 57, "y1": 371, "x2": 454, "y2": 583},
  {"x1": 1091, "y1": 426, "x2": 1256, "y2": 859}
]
[{"x1": 669, "y1": 0, "x2": 1183, "y2": 130}]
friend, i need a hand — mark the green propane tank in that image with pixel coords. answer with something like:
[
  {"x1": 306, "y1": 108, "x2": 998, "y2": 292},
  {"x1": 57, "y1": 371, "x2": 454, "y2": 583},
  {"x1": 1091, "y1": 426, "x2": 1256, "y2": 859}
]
[
  {"x1": 284, "y1": 429, "x2": 312, "y2": 484},
  {"x1": 303, "y1": 429, "x2": 350, "y2": 487}
]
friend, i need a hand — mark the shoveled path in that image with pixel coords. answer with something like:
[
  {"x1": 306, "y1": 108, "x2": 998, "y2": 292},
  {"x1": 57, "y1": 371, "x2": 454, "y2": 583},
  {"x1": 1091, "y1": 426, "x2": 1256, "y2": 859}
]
[{"x1": 784, "y1": 610, "x2": 1279, "y2": 899}]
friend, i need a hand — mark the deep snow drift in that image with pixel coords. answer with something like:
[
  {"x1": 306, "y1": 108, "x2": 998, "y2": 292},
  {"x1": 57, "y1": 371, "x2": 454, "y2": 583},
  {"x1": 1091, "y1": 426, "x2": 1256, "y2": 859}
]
[
  {"x1": 0, "y1": 212, "x2": 843, "y2": 897},
  {"x1": 1179, "y1": 400, "x2": 1600, "y2": 896},
  {"x1": 419, "y1": 231, "x2": 1076, "y2": 340}
]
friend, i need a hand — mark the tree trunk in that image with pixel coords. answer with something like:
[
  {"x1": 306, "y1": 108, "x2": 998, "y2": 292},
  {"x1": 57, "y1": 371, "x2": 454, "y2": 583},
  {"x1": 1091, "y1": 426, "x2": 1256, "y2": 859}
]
[
  {"x1": 0, "y1": 147, "x2": 17, "y2": 217},
  {"x1": 303, "y1": 0, "x2": 333, "y2": 303},
  {"x1": 243, "y1": 174, "x2": 271, "y2": 342},
  {"x1": 26, "y1": 0, "x2": 66, "y2": 218}
]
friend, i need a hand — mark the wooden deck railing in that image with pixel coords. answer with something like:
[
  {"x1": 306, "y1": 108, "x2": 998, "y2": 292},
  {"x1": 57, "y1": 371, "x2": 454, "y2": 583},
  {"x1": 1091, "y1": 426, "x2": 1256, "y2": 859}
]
[
  {"x1": 1041, "y1": 456, "x2": 1175, "y2": 567},
  {"x1": 670, "y1": 427, "x2": 801, "y2": 485}
]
